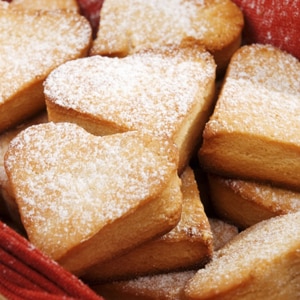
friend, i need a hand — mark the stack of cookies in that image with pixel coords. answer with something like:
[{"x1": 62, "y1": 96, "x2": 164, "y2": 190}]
[{"x1": 0, "y1": 1, "x2": 299, "y2": 299}]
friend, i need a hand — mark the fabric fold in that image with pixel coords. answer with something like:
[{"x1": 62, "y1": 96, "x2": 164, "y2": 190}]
[{"x1": 0, "y1": 221, "x2": 103, "y2": 300}]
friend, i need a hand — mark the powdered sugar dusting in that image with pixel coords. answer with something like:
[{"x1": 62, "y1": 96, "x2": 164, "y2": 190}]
[
  {"x1": 208, "y1": 218, "x2": 238, "y2": 250},
  {"x1": 0, "y1": 130, "x2": 16, "y2": 188},
  {"x1": 4, "y1": 122, "x2": 178, "y2": 260},
  {"x1": 9, "y1": 0, "x2": 79, "y2": 10},
  {"x1": 111, "y1": 270, "x2": 195, "y2": 299},
  {"x1": 225, "y1": 178, "x2": 300, "y2": 214},
  {"x1": 95, "y1": 0, "x2": 207, "y2": 53},
  {"x1": 44, "y1": 49, "x2": 214, "y2": 140},
  {"x1": 0, "y1": 9, "x2": 91, "y2": 103},
  {"x1": 0, "y1": 113, "x2": 48, "y2": 188},
  {"x1": 208, "y1": 45, "x2": 300, "y2": 143},
  {"x1": 162, "y1": 167, "x2": 212, "y2": 243},
  {"x1": 185, "y1": 211, "x2": 300, "y2": 296},
  {"x1": 92, "y1": 0, "x2": 243, "y2": 57}
]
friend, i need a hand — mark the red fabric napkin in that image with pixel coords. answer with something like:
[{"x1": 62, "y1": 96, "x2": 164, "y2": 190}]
[
  {"x1": 77, "y1": 0, "x2": 104, "y2": 38},
  {"x1": 0, "y1": 221, "x2": 103, "y2": 300},
  {"x1": 232, "y1": 0, "x2": 300, "y2": 60}
]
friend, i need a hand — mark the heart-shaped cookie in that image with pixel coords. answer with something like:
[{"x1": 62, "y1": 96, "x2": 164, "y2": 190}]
[
  {"x1": 83, "y1": 166, "x2": 213, "y2": 283},
  {"x1": 4, "y1": 122, "x2": 182, "y2": 276},
  {"x1": 88, "y1": 0, "x2": 244, "y2": 74},
  {"x1": 44, "y1": 46, "x2": 216, "y2": 172},
  {"x1": 0, "y1": 7, "x2": 91, "y2": 133},
  {"x1": 199, "y1": 44, "x2": 300, "y2": 191}
]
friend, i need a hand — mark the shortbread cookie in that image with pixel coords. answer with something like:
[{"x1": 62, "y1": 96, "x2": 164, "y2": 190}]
[
  {"x1": 0, "y1": 112, "x2": 48, "y2": 224},
  {"x1": 92, "y1": 218, "x2": 239, "y2": 299},
  {"x1": 199, "y1": 44, "x2": 300, "y2": 191},
  {"x1": 208, "y1": 174, "x2": 300, "y2": 229},
  {"x1": 90, "y1": 0, "x2": 244, "y2": 74},
  {"x1": 83, "y1": 166, "x2": 213, "y2": 283},
  {"x1": 4, "y1": 122, "x2": 182, "y2": 276},
  {"x1": 93, "y1": 271, "x2": 196, "y2": 300},
  {"x1": 184, "y1": 212, "x2": 300, "y2": 299},
  {"x1": 44, "y1": 45, "x2": 216, "y2": 172},
  {"x1": 208, "y1": 218, "x2": 239, "y2": 250},
  {"x1": 8, "y1": 0, "x2": 79, "y2": 11},
  {"x1": 0, "y1": 7, "x2": 91, "y2": 133}
]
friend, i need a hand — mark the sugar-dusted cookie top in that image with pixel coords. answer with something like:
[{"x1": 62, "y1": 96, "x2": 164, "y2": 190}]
[
  {"x1": 5, "y1": 122, "x2": 181, "y2": 274},
  {"x1": 199, "y1": 44, "x2": 300, "y2": 191},
  {"x1": 44, "y1": 46, "x2": 216, "y2": 171},
  {"x1": 90, "y1": 0, "x2": 244, "y2": 73},
  {"x1": 0, "y1": 7, "x2": 92, "y2": 132},
  {"x1": 184, "y1": 211, "x2": 300, "y2": 299}
]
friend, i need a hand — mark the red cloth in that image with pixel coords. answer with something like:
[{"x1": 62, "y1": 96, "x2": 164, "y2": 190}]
[
  {"x1": 232, "y1": 0, "x2": 300, "y2": 60},
  {"x1": 0, "y1": 221, "x2": 103, "y2": 300},
  {"x1": 77, "y1": 0, "x2": 104, "y2": 38}
]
